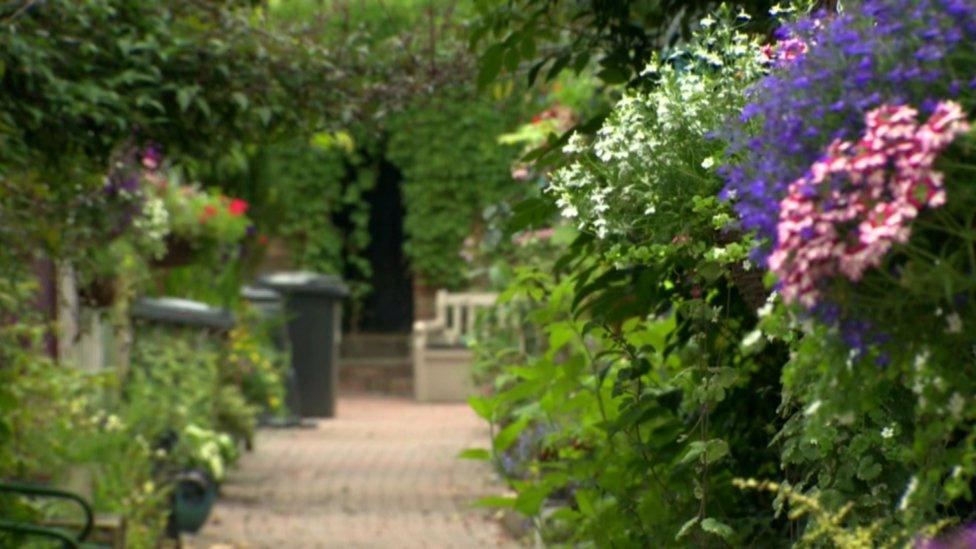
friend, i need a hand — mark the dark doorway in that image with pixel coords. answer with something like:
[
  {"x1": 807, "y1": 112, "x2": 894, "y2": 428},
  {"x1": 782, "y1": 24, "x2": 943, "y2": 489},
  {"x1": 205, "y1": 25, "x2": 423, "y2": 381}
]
[{"x1": 353, "y1": 158, "x2": 413, "y2": 333}]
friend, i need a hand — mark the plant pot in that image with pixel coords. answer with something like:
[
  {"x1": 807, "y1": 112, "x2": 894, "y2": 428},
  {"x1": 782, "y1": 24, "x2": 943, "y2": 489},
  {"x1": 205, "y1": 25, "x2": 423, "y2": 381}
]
[
  {"x1": 153, "y1": 236, "x2": 198, "y2": 268},
  {"x1": 168, "y1": 468, "x2": 217, "y2": 535}
]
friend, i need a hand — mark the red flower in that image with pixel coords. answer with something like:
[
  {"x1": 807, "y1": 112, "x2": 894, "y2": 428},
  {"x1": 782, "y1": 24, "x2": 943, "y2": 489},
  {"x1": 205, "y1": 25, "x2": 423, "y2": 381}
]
[
  {"x1": 200, "y1": 205, "x2": 218, "y2": 223},
  {"x1": 228, "y1": 198, "x2": 249, "y2": 216}
]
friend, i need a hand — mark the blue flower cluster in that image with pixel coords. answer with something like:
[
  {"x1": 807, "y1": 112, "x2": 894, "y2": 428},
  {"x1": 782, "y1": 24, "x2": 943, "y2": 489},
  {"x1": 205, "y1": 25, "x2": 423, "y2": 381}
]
[{"x1": 720, "y1": 0, "x2": 976, "y2": 265}]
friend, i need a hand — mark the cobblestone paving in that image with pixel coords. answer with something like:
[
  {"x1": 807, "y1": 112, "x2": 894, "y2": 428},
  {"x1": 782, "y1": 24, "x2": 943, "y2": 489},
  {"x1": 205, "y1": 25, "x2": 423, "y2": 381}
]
[{"x1": 187, "y1": 396, "x2": 518, "y2": 549}]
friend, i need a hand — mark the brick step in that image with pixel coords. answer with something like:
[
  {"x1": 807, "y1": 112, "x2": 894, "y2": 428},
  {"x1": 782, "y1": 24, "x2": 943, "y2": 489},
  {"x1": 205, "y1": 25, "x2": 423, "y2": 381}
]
[
  {"x1": 340, "y1": 333, "x2": 411, "y2": 359},
  {"x1": 339, "y1": 357, "x2": 413, "y2": 396}
]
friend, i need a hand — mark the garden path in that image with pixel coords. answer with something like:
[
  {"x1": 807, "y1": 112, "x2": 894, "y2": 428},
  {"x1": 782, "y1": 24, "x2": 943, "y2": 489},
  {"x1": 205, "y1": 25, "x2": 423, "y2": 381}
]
[{"x1": 186, "y1": 396, "x2": 518, "y2": 548}]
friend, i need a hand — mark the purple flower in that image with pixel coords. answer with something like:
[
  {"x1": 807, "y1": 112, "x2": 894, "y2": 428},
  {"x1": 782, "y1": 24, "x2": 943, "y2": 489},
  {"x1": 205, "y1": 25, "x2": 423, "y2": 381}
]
[
  {"x1": 721, "y1": 0, "x2": 976, "y2": 265},
  {"x1": 916, "y1": 524, "x2": 976, "y2": 548}
]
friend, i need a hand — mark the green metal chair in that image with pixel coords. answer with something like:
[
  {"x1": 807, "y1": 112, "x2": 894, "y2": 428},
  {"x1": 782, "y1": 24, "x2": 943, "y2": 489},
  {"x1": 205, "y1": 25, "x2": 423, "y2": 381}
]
[{"x1": 0, "y1": 481, "x2": 105, "y2": 548}]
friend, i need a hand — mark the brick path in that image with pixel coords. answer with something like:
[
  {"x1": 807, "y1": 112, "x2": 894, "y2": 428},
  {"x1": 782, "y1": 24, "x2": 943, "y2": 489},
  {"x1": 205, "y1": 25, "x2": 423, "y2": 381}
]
[{"x1": 186, "y1": 396, "x2": 518, "y2": 549}]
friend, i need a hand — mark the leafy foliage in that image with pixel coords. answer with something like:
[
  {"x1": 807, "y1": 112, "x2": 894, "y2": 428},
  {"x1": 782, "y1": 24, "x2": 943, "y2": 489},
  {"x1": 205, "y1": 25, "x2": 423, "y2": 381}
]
[
  {"x1": 470, "y1": 0, "x2": 776, "y2": 88},
  {"x1": 387, "y1": 90, "x2": 525, "y2": 287}
]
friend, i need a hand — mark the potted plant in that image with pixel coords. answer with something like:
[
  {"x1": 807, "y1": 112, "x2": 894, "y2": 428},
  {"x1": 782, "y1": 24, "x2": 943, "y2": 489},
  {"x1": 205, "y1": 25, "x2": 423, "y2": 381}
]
[{"x1": 166, "y1": 424, "x2": 238, "y2": 535}]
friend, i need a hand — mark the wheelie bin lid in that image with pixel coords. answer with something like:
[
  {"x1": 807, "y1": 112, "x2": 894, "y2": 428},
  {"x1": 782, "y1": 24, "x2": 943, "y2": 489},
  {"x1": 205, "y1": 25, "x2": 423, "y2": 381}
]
[
  {"x1": 257, "y1": 271, "x2": 349, "y2": 298},
  {"x1": 131, "y1": 297, "x2": 235, "y2": 330},
  {"x1": 241, "y1": 285, "x2": 283, "y2": 303}
]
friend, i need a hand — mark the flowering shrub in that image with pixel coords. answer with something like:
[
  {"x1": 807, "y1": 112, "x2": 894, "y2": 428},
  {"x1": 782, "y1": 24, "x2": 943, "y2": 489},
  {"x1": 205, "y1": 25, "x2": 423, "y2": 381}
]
[
  {"x1": 473, "y1": 1, "x2": 976, "y2": 546},
  {"x1": 770, "y1": 101, "x2": 970, "y2": 308},
  {"x1": 722, "y1": 0, "x2": 976, "y2": 262},
  {"x1": 548, "y1": 6, "x2": 764, "y2": 243}
]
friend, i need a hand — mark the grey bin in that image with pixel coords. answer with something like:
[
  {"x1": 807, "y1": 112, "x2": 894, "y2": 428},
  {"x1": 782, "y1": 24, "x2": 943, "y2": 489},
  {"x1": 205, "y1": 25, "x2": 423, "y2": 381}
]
[
  {"x1": 131, "y1": 297, "x2": 234, "y2": 331},
  {"x1": 240, "y1": 286, "x2": 302, "y2": 418},
  {"x1": 257, "y1": 272, "x2": 348, "y2": 418}
]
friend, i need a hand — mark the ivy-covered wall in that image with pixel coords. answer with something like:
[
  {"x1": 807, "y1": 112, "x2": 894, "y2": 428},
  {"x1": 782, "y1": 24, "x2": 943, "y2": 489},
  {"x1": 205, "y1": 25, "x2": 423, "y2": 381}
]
[{"x1": 387, "y1": 91, "x2": 525, "y2": 289}]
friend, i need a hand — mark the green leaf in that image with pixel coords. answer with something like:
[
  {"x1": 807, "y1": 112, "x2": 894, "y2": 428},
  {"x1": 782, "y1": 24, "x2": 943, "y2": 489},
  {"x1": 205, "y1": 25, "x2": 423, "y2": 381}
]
[
  {"x1": 504, "y1": 47, "x2": 521, "y2": 72},
  {"x1": 477, "y1": 43, "x2": 506, "y2": 88},
  {"x1": 458, "y1": 448, "x2": 491, "y2": 460},
  {"x1": 526, "y1": 59, "x2": 548, "y2": 86},
  {"x1": 676, "y1": 517, "x2": 699, "y2": 539},
  {"x1": 468, "y1": 395, "x2": 493, "y2": 420},
  {"x1": 232, "y1": 91, "x2": 249, "y2": 110},
  {"x1": 679, "y1": 439, "x2": 729, "y2": 465},
  {"x1": 474, "y1": 495, "x2": 516, "y2": 508},
  {"x1": 701, "y1": 518, "x2": 734, "y2": 541},
  {"x1": 195, "y1": 96, "x2": 211, "y2": 119},
  {"x1": 546, "y1": 54, "x2": 571, "y2": 81},
  {"x1": 514, "y1": 484, "x2": 550, "y2": 515},
  {"x1": 596, "y1": 65, "x2": 629, "y2": 84},
  {"x1": 493, "y1": 416, "x2": 530, "y2": 452},
  {"x1": 256, "y1": 106, "x2": 272, "y2": 126},
  {"x1": 547, "y1": 321, "x2": 575, "y2": 353},
  {"x1": 176, "y1": 86, "x2": 196, "y2": 112},
  {"x1": 857, "y1": 456, "x2": 882, "y2": 481},
  {"x1": 575, "y1": 489, "x2": 597, "y2": 517},
  {"x1": 520, "y1": 35, "x2": 536, "y2": 60}
]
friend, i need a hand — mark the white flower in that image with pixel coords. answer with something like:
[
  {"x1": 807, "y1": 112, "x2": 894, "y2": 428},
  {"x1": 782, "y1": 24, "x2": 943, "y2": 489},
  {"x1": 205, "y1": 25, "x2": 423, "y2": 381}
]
[
  {"x1": 742, "y1": 329, "x2": 763, "y2": 348},
  {"x1": 880, "y1": 426, "x2": 894, "y2": 439},
  {"x1": 946, "y1": 313, "x2": 963, "y2": 334},
  {"x1": 949, "y1": 392, "x2": 965, "y2": 420},
  {"x1": 804, "y1": 400, "x2": 822, "y2": 416},
  {"x1": 898, "y1": 476, "x2": 918, "y2": 511},
  {"x1": 914, "y1": 349, "x2": 930, "y2": 369},
  {"x1": 701, "y1": 157, "x2": 715, "y2": 169},
  {"x1": 105, "y1": 414, "x2": 123, "y2": 432},
  {"x1": 700, "y1": 15, "x2": 716, "y2": 28}
]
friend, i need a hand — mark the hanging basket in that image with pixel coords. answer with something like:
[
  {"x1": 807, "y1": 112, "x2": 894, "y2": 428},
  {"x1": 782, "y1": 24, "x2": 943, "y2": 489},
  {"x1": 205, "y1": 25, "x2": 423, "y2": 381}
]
[
  {"x1": 716, "y1": 230, "x2": 769, "y2": 312},
  {"x1": 78, "y1": 276, "x2": 118, "y2": 309},
  {"x1": 152, "y1": 236, "x2": 198, "y2": 268}
]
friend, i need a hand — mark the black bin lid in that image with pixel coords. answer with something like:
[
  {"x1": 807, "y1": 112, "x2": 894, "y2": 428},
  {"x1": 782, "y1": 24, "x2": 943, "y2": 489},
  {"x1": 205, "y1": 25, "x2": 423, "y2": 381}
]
[
  {"x1": 131, "y1": 297, "x2": 234, "y2": 330},
  {"x1": 257, "y1": 271, "x2": 349, "y2": 298},
  {"x1": 241, "y1": 285, "x2": 282, "y2": 303}
]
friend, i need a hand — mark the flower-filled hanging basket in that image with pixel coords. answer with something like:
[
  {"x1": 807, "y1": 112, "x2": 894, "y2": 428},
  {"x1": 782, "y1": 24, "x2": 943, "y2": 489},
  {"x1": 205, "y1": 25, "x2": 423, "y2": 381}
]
[
  {"x1": 79, "y1": 276, "x2": 119, "y2": 309},
  {"x1": 152, "y1": 235, "x2": 198, "y2": 268}
]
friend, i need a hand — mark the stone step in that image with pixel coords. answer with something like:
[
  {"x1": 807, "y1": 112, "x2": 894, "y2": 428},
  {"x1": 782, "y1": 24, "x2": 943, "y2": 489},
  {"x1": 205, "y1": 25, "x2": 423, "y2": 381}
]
[{"x1": 339, "y1": 356, "x2": 414, "y2": 396}]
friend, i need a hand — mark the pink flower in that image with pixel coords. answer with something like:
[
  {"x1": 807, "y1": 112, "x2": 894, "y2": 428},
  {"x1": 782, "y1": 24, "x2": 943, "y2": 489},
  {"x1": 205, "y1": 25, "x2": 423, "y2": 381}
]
[
  {"x1": 141, "y1": 146, "x2": 162, "y2": 170},
  {"x1": 760, "y1": 38, "x2": 809, "y2": 66},
  {"x1": 770, "y1": 101, "x2": 969, "y2": 308},
  {"x1": 777, "y1": 38, "x2": 809, "y2": 62}
]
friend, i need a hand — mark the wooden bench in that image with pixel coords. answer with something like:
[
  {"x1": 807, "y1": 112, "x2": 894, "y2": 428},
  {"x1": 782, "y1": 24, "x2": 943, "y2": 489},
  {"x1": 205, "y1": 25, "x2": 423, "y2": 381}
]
[{"x1": 412, "y1": 290, "x2": 497, "y2": 402}]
